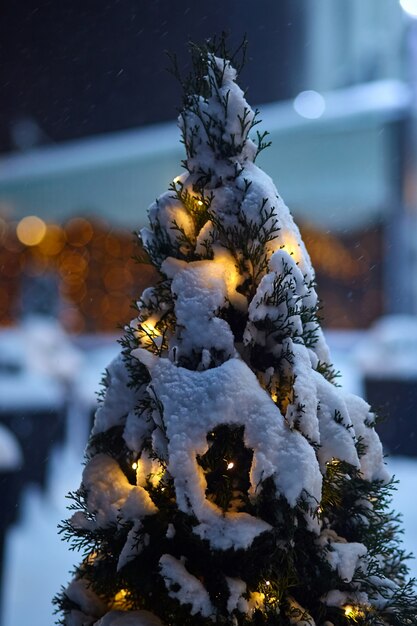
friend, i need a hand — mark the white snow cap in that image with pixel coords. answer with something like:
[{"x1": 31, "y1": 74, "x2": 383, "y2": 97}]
[
  {"x1": 167, "y1": 258, "x2": 235, "y2": 366},
  {"x1": 343, "y1": 392, "x2": 390, "y2": 483},
  {"x1": 318, "y1": 529, "x2": 367, "y2": 583},
  {"x1": 226, "y1": 577, "x2": 249, "y2": 614},
  {"x1": 93, "y1": 353, "x2": 142, "y2": 436},
  {"x1": 80, "y1": 454, "x2": 157, "y2": 529},
  {"x1": 133, "y1": 350, "x2": 322, "y2": 548},
  {"x1": 65, "y1": 578, "x2": 106, "y2": 619},
  {"x1": 178, "y1": 55, "x2": 257, "y2": 175},
  {"x1": 159, "y1": 554, "x2": 214, "y2": 618}
]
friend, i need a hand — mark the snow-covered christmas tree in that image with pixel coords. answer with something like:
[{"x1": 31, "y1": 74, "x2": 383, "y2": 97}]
[{"x1": 55, "y1": 39, "x2": 417, "y2": 626}]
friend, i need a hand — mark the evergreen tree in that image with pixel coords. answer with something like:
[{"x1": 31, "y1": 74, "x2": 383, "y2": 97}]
[{"x1": 55, "y1": 39, "x2": 417, "y2": 626}]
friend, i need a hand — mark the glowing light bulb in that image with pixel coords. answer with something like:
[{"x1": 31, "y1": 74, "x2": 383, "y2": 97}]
[
  {"x1": 150, "y1": 466, "x2": 165, "y2": 487},
  {"x1": 265, "y1": 580, "x2": 271, "y2": 586},
  {"x1": 343, "y1": 604, "x2": 365, "y2": 620},
  {"x1": 113, "y1": 588, "x2": 128, "y2": 609},
  {"x1": 141, "y1": 316, "x2": 159, "y2": 335},
  {"x1": 132, "y1": 461, "x2": 138, "y2": 470},
  {"x1": 197, "y1": 200, "x2": 203, "y2": 206},
  {"x1": 86, "y1": 551, "x2": 98, "y2": 565},
  {"x1": 226, "y1": 461, "x2": 234, "y2": 470},
  {"x1": 280, "y1": 231, "x2": 302, "y2": 264}
]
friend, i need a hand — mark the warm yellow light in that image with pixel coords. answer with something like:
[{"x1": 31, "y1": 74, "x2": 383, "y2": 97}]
[
  {"x1": 38, "y1": 224, "x2": 66, "y2": 255},
  {"x1": 326, "y1": 458, "x2": 339, "y2": 468},
  {"x1": 197, "y1": 200, "x2": 203, "y2": 206},
  {"x1": 141, "y1": 316, "x2": 159, "y2": 336},
  {"x1": 16, "y1": 216, "x2": 47, "y2": 246},
  {"x1": 132, "y1": 461, "x2": 138, "y2": 470},
  {"x1": 265, "y1": 580, "x2": 270, "y2": 586},
  {"x1": 113, "y1": 588, "x2": 128, "y2": 609},
  {"x1": 271, "y1": 391, "x2": 278, "y2": 403},
  {"x1": 86, "y1": 551, "x2": 98, "y2": 565},
  {"x1": 344, "y1": 604, "x2": 365, "y2": 620},
  {"x1": 280, "y1": 231, "x2": 302, "y2": 264},
  {"x1": 150, "y1": 466, "x2": 165, "y2": 487},
  {"x1": 226, "y1": 461, "x2": 234, "y2": 470}
]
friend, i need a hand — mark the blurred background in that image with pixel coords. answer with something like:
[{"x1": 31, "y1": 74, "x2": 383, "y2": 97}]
[{"x1": 2, "y1": 1, "x2": 417, "y2": 624}]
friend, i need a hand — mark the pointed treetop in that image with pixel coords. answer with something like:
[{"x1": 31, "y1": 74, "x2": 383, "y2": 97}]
[{"x1": 172, "y1": 36, "x2": 269, "y2": 185}]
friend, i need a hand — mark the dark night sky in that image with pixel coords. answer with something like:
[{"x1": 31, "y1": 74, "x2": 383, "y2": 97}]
[{"x1": 0, "y1": 0, "x2": 304, "y2": 153}]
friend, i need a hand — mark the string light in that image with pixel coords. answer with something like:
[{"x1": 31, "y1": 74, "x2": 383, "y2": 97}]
[
  {"x1": 86, "y1": 551, "x2": 98, "y2": 565},
  {"x1": 141, "y1": 317, "x2": 159, "y2": 336},
  {"x1": 280, "y1": 230, "x2": 302, "y2": 264},
  {"x1": 132, "y1": 461, "x2": 138, "y2": 470},
  {"x1": 150, "y1": 466, "x2": 165, "y2": 487},
  {"x1": 113, "y1": 588, "x2": 128, "y2": 609},
  {"x1": 344, "y1": 604, "x2": 366, "y2": 620},
  {"x1": 197, "y1": 200, "x2": 204, "y2": 206},
  {"x1": 226, "y1": 461, "x2": 234, "y2": 470},
  {"x1": 326, "y1": 458, "x2": 339, "y2": 467},
  {"x1": 265, "y1": 580, "x2": 270, "y2": 586}
]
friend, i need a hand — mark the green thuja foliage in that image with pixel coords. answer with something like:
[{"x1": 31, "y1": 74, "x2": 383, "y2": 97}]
[{"x1": 55, "y1": 37, "x2": 417, "y2": 626}]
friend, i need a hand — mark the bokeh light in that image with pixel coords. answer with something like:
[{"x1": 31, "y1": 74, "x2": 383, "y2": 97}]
[
  {"x1": 293, "y1": 90, "x2": 326, "y2": 119},
  {"x1": 400, "y1": 0, "x2": 417, "y2": 18},
  {"x1": 65, "y1": 217, "x2": 94, "y2": 247},
  {"x1": 16, "y1": 215, "x2": 47, "y2": 246},
  {"x1": 38, "y1": 224, "x2": 66, "y2": 256}
]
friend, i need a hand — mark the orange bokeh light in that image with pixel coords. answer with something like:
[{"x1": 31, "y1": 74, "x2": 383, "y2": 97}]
[
  {"x1": 16, "y1": 216, "x2": 47, "y2": 246},
  {"x1": 65, "y1": 217, "x2": 94, "y2": 247},
  {"x1": 38, "y1": 224, "x2": 67, "y2": 256}
]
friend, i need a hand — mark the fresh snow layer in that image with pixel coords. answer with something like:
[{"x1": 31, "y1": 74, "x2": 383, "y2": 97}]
[
  {"x1": 226, "y1": 577, "x2": 248, "y2": 614},
  {"x1": 65, "y1": 578, "x2": 106, "y2": 619},
  {"x1": 343, "y1": 392, "x2": 390, "y2": 482},
  {"x1": 79, "y1": 453, "x2": 157, "y2": 529},
  {"x1": 159, "y1": 554, "x2": 214, "y2": 618},
  {"x1": 133, "y1": 350, "x2": 322, "y2": 547},
  {"x1": 318, "y1": 529, "x2": 367, "y2": 582},
  {"x1": 92, "y1": 353, "x2": 142, "y2": 435},
  {"x1": 169, "y1": 259, "x2": 235, "y2": 365}
]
